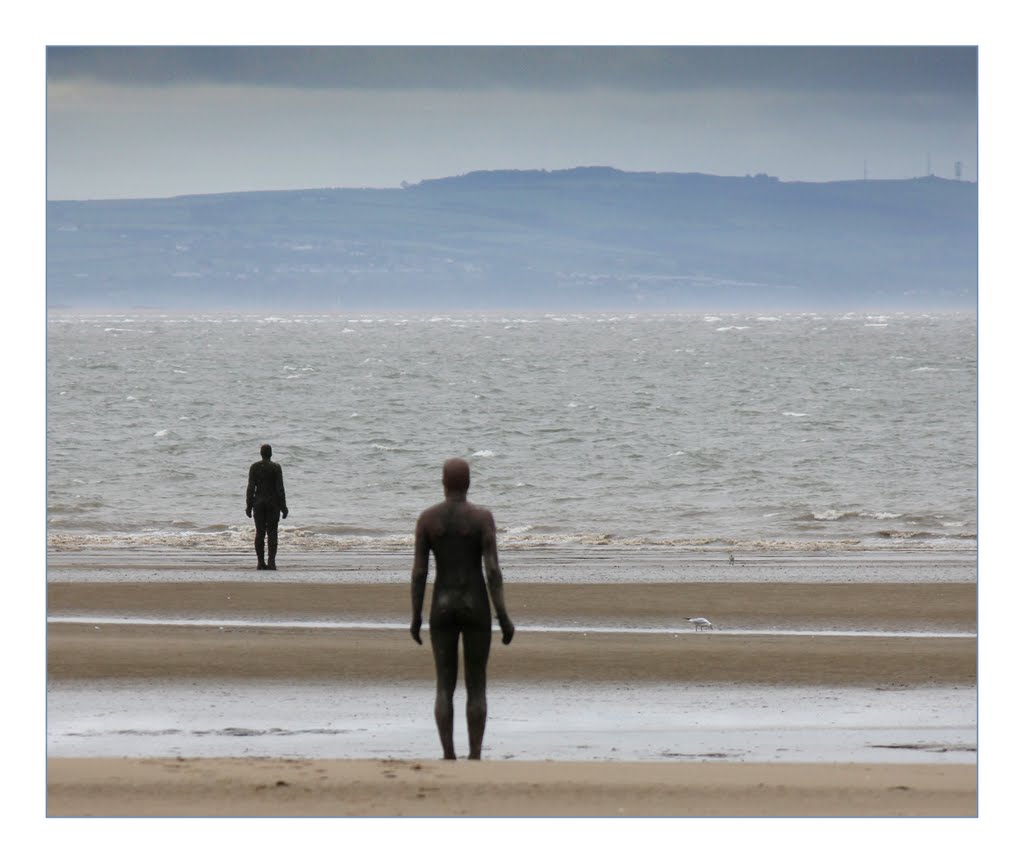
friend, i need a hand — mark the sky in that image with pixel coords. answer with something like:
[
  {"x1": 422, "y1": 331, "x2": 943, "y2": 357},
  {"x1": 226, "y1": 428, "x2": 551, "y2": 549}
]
[{"x1": 46, "y1": 43, "x2": 978, "y2": 201}]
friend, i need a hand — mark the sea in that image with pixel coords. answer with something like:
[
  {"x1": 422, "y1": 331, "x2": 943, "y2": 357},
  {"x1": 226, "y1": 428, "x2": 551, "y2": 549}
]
[{"x1": 45, "y1": 310, "x2": 977, "y2": 556}]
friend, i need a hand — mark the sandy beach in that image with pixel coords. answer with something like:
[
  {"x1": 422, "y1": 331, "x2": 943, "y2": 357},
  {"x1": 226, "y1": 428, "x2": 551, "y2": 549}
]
[
  {"x1": 46, "y1": 553, "x2": 977, "y2": 817},
  {"x1": 46, "y1": 756, "x2": 975, "y2": 817}
]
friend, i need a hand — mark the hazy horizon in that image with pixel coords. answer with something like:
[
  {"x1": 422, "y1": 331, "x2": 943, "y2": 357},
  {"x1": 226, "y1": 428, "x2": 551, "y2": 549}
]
[{"x1": 46, "y1": 163, "x2": 978, "y2": 206}]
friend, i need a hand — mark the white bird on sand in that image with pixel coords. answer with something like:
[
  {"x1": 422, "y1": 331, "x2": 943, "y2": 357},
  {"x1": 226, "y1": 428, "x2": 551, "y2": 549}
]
[{"x1": 688, "y1": 617, "x2": 714, "y2": 631}]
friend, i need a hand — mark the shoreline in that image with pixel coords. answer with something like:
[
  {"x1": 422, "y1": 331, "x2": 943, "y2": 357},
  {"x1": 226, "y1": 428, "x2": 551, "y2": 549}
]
[{"x1": 46, "y1": 546, "x2": 978, "y2": 586}]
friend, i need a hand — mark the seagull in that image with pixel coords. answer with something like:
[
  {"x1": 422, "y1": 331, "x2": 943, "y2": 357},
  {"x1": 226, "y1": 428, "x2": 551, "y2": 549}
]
[{"x1": 688, "y1": 617, "x2": 713, "y2": 631}]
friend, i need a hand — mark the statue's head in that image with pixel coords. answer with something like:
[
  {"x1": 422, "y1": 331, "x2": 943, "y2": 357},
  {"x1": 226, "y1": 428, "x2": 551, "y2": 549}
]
[{"x1": 442, "y1": 457, "x2": 470, "y2": 493}]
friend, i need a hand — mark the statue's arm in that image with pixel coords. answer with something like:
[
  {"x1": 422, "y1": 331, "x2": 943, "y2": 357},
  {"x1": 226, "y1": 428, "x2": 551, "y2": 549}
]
[
  {"x1": 245, "y1": 464, "x2": 256, "y2": 514},
  {"x1": 410, "y1": 514, "x2": 430, "y2": 644},
  {"x1": 482, "y1": 510, "x2": 514, "y2": 644},
  {"x1": 277, "y1": 464, "x2": 288, "y2": 516}
]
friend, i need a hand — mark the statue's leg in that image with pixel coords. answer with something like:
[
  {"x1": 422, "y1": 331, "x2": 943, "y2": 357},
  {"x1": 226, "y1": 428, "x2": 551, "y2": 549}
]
[
  {"x1": 462, "y1": 623, "x2": 493, "y2": 760},
  {"x1": 253, "y1": 508, "x2": 266, "y2": 569},
  {"x1": 266, "y1": 517, "x2": 279, "y2": 569},
  {"x1": 430, "y1": 624, "x2": 460, "y2": 760}
]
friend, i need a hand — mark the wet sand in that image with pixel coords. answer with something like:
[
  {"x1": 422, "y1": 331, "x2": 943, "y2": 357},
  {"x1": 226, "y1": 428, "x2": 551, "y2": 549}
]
[
  {"x1": 47, "y1": 620, "x2": 974, "y2": 686},
  {"x1": 47, "y1": 580, "x2": 976, "y2": 686},
  {"x1": 47, "y1": 562, "x2": 977, "y2": 816}
]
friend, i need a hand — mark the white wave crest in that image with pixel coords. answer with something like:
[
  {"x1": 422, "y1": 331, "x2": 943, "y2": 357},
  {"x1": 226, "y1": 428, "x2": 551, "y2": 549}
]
[{"x1": 812, "y1": 509, "x2": 845, "y2": 521}]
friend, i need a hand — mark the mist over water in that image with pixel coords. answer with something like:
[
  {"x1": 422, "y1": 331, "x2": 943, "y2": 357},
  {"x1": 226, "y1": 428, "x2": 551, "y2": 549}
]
[{"x1": 46, "y1": 311, "x2": 976, "y2": 554}]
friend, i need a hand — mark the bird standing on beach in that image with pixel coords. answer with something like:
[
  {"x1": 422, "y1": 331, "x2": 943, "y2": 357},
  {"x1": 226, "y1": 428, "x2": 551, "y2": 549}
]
[
  {"x1": 728, "y1": 553, "x2": 735, "y2": 565},
  {"x1": 688, "y1": 617, "x2": 713, "y2": 631}
]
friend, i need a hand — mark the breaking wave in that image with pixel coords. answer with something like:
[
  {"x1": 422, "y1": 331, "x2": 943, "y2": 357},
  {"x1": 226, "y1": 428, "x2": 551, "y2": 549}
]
[{"x1": 46, "y1": 528, "x2": 974, "y2": 555}]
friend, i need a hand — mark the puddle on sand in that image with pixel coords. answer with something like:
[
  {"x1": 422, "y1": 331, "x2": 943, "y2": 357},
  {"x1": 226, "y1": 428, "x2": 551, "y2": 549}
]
[{"x1": 47, "y1": 680, "x2": 977, "y2": 764}]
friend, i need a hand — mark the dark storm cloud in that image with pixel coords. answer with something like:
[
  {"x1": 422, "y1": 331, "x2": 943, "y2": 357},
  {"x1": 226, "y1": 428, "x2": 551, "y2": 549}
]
[{"x1": 46, "y1": 45, "x2": 976, "y2": 98}]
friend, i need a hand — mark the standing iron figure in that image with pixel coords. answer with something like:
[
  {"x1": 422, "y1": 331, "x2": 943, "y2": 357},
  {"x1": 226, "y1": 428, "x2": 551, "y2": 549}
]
[
  {"x1": 245, "y1": 443, "x2": 288, "y2": 570},
  {"x1": 410, "y1": 458, "x2": 515, "y2": 759}
]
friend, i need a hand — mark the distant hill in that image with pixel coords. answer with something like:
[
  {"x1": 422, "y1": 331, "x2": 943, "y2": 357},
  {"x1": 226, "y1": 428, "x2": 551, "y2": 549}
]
[{"x1": 46, "y1": 167, "x2": 977, "y2": 311}]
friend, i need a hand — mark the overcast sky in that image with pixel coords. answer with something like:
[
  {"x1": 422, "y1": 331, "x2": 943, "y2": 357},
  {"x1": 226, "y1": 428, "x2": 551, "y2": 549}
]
[{"x1": 46, "y1": 44, "x2": 977, "y2": 201}]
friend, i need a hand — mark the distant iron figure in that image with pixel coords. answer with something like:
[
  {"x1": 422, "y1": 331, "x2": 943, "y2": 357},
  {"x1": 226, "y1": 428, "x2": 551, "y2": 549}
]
[
  {"x1": 245, "y1": 443, "x2": 288, "y2": 570},
  {"x1": 410, "y1": 458, "x2": 515, "y2": 760}
]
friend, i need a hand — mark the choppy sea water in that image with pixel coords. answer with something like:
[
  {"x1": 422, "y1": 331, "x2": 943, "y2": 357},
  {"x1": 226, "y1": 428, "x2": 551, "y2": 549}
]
[{"x1": 46, "y1": 311, "x2": 976, "y2": 555}]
